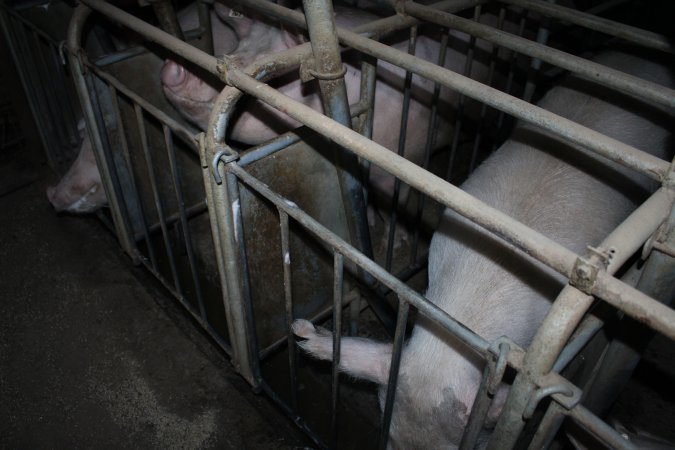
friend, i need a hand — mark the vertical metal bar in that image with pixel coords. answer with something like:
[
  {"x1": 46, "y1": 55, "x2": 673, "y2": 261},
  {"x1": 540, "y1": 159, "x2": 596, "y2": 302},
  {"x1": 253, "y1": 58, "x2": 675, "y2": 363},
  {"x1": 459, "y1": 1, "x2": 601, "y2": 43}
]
[
  {"x1": 49, "y1": 42, "x2": 80, "y2": 149},
  {"x1": 302, "y1": 0, "x2": 374, "y2": 264},
  {"x1": 526, "y1": 401, "x2": 567, "y2": 450},
  {"x1": 331, "y1": 252, "x2": 344, "y2": 446},
  {"x1": 468, "y1": 7, "x2": 506, "y2": 172},
  {"x1": 4, "y1": 13, "x2": 57, "y2": 166},
  {"x1": 163, "y1": 125, "x2": 207, "y2": 319},
  {"x1": 446, "y1": 5, "x2": 481, "y2": 183},
  {"x1": 199, "y1": 138, "x2": 238, "y2": 351},
  {"x1": 30, "y1": 30, "x2": 68, "y2": 150},
  {"x1": 386, "y1": 26, "x2": 418, "y2": 272},
  {"x1": 522, "y1": 0, "x2": 556, "y2": 103},
  {"x1": 379, "y1": 298, "x2": 410, "y2": 450},
  {"x1": 148, "y1": 0, "x2": 185, "y2": 40},
  {"x1": 494, "y1": 8, "x2": 527, "y2": 150},
  {"x1": 348, "y1": 291, "x2": 361, "y2": 336},
  {"x1": 134, "y1": 103, "x2": 180, "y2": 285},
  {"x1": 411, "y1": 28, "x2": 450, "y2": 263},
  {"x1": 197, "y1": 0, "x2": 214, "y2": 55},
  {"x1": 107, "y1": 84, "x2": 152, "y2": 261},
  {"x1": 280, "y1": 210, "x2": 298, "y2": 412},
  {"x1": 356, "y1": 55, "x2": 377, "y2": 204},
  {"x1": 226, "y1": 170, "x2": 262, "y2": 385},
  {"x1": 459, "y1": 364, "x2": 492, "y2": 450}
]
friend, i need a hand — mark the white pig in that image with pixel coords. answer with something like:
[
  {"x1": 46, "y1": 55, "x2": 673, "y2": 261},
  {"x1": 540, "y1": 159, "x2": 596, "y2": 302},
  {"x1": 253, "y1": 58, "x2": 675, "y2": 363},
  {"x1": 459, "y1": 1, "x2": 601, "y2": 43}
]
[
  {"x1": 46, "y1": 2, "x2": 239, "y2": 213},
  {"x1": 292, "y1": 50, "x2": 674, "y2": 448}
]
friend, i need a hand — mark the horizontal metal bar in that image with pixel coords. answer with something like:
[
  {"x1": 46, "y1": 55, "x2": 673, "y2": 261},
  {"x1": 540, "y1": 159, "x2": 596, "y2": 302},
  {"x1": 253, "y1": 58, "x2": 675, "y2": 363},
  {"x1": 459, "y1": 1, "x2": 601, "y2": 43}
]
[
  {"x1": 228, "y1": 0, "x2": 669, "y2": 182},
  {"x1": 499, "y1": 0, "x2": 675, "y2": 54},
  {"x1": 568, "y1": 404, "x2": 636, "y2": 450},
  {"x1": 403, "y1": 1, "x2": 675, "y2": 109}
]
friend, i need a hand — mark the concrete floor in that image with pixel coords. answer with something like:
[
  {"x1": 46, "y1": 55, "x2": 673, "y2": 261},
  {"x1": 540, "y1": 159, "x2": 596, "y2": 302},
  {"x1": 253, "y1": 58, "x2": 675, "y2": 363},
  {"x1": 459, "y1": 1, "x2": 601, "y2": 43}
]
[{"x1": 0, "y1": 125, "x2": 310, "y2": 449}]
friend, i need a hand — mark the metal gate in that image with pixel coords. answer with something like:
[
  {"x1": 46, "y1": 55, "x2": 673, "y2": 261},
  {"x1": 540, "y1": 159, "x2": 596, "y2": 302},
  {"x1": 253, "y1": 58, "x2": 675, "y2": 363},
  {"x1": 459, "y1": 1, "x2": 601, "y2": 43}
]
[{"x1": 5, "y1": 0, "x2": 675, "y2": 448}]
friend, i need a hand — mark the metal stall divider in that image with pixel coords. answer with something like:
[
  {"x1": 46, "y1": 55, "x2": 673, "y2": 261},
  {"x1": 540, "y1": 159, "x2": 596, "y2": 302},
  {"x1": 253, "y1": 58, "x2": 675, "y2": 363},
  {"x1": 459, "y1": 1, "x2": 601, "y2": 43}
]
[
  {"x1": 65, "y1": 2, "x2": 235, "y2": 356},
  {"x1": 51, "y1": 0, "x2": 675, "y2": 448},
  {"x1": 0, "y1": 1, "x2": 81, "y2": 171}
]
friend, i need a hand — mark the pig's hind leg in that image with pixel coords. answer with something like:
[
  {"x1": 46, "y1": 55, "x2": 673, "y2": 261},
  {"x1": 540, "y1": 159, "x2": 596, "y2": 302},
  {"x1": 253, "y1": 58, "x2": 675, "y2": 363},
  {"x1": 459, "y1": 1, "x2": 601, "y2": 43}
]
[{"x1": 292, "y1": 319, "x2": 392, "y2": 384}]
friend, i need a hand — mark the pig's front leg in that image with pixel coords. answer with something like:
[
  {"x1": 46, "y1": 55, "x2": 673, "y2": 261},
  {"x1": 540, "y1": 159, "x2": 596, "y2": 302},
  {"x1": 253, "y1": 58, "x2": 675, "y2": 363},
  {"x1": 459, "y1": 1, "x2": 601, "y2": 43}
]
[{"x1": 292, "y1": 319, "x2": 392, "y2": 384}]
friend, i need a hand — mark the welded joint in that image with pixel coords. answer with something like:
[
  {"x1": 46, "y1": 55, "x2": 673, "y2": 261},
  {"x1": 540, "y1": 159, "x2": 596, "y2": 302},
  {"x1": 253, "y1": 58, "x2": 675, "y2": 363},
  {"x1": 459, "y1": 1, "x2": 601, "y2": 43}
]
[
  {"x1": 487, "y1": 338, "x2": 511, "y2": 395},
  {"x1": 642, "y1": 221, "x2": 675, "y2": 259},
  {"x1": 216, "y1": 56, "x2": 237, "y2": 83},
  {"x1": 569, "y1": 257, "x2": 600, "y2": 295},
  {"x1": 523, "y1": 382, "x2": 581, "y2": 420},
  {"x1": 211, "y1": 145, "x2": 239, "y2": 184}
]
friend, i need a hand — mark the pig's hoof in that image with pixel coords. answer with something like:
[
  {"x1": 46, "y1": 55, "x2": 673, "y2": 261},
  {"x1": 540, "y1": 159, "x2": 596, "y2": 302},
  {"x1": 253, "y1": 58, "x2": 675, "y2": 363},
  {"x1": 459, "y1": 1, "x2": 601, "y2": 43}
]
[{"x1": 291, "y1": 319, "x2": 316, "y2": 339}]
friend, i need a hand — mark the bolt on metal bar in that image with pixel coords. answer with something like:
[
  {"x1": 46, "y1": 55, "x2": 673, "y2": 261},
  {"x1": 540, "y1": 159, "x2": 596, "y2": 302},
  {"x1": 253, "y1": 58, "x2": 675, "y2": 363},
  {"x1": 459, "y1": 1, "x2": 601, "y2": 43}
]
[
  {"x1": 163, "y1": 124, "x2": 207, "y2": 320},
  {"x1": 403, "y1": 1, "x2": 675, "y2": 109},
  {"x1": 279, "y1": 210, "x2": 298, "y2": 413},
  {"x1": 489, "y1": 187, "x2": 674, "y2": 448},
  {"x1": 500, "y1": 0, "x2": 675, "y2": 54},
  {"x1": 331, "y1": 252, "x2": 344, "y2": 445}
]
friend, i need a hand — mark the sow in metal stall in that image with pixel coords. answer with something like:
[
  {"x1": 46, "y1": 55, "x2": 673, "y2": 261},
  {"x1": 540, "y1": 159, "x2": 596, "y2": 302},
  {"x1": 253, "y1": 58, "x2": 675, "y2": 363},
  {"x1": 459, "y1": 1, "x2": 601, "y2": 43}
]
[{"x1": 24, "y1": 0, "x2": 675, "y2": 448}]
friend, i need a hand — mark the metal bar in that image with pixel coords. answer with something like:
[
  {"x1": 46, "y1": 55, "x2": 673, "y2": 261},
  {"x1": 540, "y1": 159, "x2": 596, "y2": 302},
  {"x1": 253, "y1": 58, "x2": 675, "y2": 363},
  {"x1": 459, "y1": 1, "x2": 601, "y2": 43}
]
[
  {"x1": 85, "y1": 60, "x2": 199, "y2": 153},
  {"x1": 48, "y1": 42, "x2": 80, "y2": 149},
  {"x1": 302, "y1": 0, "x2": 375, "y2": 273},
  {"x1": 386, "y1": 26, "x2": 418, "y2": 272},
  {"x1": 163, "y1": 125, "x2": 207, "y2": 320},
  {"x1": 403, "y1": 1, "x2": 675, "y2": 109},
  {"x1": 199, "y1": 136, "x2": 238, "y2": 354},
  {"x1": 134, "y1": 103, "x2": 182, "y2": 289},
  {"x1": 197, "y1": 0, "x2": 214, "y2": 55},
  {"x1": 500, "y1": 0, "x2": 674, "y2": 54},
  {"x1": 107, "y1": 84, "x2": 152, "y2": 262},
  {"x1": 379, "y1": 298, "x2": 410, "y2": 450},
  {"x1": 526, "y1": 401, "x2": 567, "y2": 450},
  {"x1": 279, "y1": 210, "x2": 298, "y2": 412},
  {"x1": 148, "y1": 0, "x2": 185, "y2": 40},
  {"x1": 230, "y1": 163, "x2": 493, "y2": 359},
  {"x1": 210, "y1": 155, "x2": 257, "y2": 385},
  {"x1": 568, "y1": 405, "x2": 636, "y2": 450},
  {"x1": 459, "y1": 364, "x2": 492, "y2": 450},
  {"x1": 331, "y1": 252, "x2": 344, "y2": 445},
  {"x1": 489, "y1": 187, "x2": 675, "y2": 448}
]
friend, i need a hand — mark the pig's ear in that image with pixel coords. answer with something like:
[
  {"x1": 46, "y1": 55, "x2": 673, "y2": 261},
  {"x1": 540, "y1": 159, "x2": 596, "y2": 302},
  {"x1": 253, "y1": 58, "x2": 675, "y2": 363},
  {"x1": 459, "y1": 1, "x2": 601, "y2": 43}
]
[
  {"x1": 292, "y1": 319, "x2": 392, "y2": 385},
  {"x1": 214, "y1": 2, "x2": 254, "y2": 38}
]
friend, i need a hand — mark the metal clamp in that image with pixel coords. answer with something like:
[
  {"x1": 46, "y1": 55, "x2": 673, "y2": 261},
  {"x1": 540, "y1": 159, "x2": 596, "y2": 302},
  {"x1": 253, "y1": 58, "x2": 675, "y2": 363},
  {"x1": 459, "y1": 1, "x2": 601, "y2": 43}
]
[
  {"x1": 211, "y1": 145, "x2": 239, "y2": 184},
  {"x1": 569, "y1": 256, "x2": 599, "y2": 295},
  {"x1": 586, "y1": 245, "x2": 612, "y2": 269},
  {"x1": 523, "y1": 382, "x2": 580, "y2": 420},
  {"x1": 487, "y1": 337, "x2": 512, "y2": 395},
  {"x1": 58, "y1": 40, "x2": 68, "y2": 65},
  {"x1": 300, "y1": 57, "x2": 347, "y2": 82}
]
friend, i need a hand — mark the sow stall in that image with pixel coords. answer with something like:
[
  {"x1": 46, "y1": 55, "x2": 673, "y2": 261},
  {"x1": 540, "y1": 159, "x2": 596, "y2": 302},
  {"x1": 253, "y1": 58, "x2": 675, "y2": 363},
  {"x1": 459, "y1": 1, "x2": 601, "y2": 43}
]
[{"x1": 2, "y1": 0, "x2": 674, "y2": 448}]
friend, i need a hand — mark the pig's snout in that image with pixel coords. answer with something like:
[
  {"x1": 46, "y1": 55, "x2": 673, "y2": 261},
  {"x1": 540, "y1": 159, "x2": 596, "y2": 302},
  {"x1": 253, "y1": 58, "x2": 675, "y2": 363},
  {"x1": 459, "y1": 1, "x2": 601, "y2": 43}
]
[{"x1": 161, "y1": 60, "x2": 187, "y2": 88}]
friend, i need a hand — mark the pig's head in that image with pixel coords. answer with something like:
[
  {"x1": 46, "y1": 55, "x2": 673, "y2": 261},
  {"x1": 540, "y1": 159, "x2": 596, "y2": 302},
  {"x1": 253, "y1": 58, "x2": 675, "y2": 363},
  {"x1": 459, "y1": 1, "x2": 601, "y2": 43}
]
[
  {"x1": 46, "y1": 121, "x2": 107, "y2": 213},
  {"x1": 292, "y1": 318, "x2": 508, "y2": 448},
  {"x1": 161, "y1": 2, "x2": 305, "y2": 132}
]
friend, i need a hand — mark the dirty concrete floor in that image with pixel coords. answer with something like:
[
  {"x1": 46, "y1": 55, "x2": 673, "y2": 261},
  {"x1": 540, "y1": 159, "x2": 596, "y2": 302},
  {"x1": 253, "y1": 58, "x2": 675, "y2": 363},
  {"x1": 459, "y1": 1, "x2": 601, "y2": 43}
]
[
  {"x1": 0, "y1": 155, "x2": 317, "y2": 450},
  {"x1": 0, "y1": 159, "x2": 312, "y2": 449}
]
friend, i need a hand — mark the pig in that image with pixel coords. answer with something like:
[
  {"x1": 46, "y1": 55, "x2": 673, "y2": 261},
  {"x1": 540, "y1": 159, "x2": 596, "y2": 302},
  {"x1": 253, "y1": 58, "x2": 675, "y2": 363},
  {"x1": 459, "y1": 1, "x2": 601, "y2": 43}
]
[
  {"x1": 160, "y1": 2, "x2": 510, "y2": 206},
  {"x1": 292, "y1": 49, "x2": 674, "y2": 448},
  {"x1": 46, "y1": 2, "x2": 239, "y2": 213}
]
